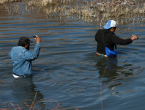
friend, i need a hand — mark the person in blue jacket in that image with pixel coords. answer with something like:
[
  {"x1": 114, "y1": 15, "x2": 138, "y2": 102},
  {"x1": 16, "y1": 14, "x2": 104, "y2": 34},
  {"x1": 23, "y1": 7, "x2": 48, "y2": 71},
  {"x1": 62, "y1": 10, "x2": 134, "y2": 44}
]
[{"x1": 9, "y1": 35, "x2": 41, "y2": 78}]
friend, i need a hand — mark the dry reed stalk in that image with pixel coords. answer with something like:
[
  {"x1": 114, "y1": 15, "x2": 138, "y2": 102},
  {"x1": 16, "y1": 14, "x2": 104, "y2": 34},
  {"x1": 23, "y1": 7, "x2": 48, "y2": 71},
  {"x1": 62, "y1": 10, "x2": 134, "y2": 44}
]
[
  {"x1": 2, "y1": 0, "x2": 145, "y2": 26},
  {"x1": 17, "y1": 104, "x2": 21, "y2": 110},
  {"x1": 0, "y1": 0, "x2": 21, "y2": 5},
  {"x1": 0, "y1": 92, "x2": 61, "y2": 110}
]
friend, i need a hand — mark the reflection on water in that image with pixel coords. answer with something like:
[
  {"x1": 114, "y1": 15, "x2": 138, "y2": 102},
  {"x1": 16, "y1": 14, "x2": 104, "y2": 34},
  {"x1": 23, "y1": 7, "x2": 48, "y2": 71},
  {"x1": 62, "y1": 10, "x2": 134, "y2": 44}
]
[
  {"x1": 96, "y1": 57, "x2": 118, "y2": 81},
  {"x1": 11, "y1": 77, "x2": 45, "y2": 109},
  {"x1": 95, "y1": 57, "x2": 134, "y2": 84}
]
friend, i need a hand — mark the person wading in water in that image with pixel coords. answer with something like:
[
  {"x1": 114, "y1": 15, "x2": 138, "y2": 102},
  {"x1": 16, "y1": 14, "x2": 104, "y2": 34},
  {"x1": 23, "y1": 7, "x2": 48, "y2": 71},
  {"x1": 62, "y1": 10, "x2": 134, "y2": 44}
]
[
  {"x1": 95, "y1": 20, "x2": 139, "y2": 57},
  {"x1": 9, "y1": 35, "x2": 41, "y2": 78}
]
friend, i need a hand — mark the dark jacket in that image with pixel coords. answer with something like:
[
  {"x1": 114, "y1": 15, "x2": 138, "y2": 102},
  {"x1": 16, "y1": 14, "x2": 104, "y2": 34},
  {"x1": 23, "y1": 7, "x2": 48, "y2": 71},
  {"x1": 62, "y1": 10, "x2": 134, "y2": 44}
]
[{"x1": 95, "y1": 29, "x2": 132, "y2": 54}]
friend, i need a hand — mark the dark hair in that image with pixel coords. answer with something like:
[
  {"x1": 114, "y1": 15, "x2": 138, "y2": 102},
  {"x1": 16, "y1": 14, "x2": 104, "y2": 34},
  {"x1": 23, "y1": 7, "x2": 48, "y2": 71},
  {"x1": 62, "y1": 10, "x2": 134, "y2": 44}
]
[
  {"x1": 17, "y1": 36, "x2": 30, "y2": 47},
  {"x1": 18, "y1": 41, "x2": 25, "y2": 47}
]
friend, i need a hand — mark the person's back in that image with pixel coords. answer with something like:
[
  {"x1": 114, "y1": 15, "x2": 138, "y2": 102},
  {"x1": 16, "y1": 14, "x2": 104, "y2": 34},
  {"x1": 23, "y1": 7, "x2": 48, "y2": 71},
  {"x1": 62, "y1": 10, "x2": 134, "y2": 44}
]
[
  {"x1": 95, "y1": 20, "x2": 139, "y2": 57},
  {"x1": 95, "y1": 29, "x2": 116, "y2": 54},
  {"x1": 9, "y1": 36, "x2": 41, "y2": 78}
]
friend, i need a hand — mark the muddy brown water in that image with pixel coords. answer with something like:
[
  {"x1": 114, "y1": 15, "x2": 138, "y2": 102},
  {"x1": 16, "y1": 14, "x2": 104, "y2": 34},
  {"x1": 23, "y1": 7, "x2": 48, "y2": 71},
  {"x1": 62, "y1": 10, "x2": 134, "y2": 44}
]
[{"x1": 0, "y1": 2, "x2": 145, "y2": 110}]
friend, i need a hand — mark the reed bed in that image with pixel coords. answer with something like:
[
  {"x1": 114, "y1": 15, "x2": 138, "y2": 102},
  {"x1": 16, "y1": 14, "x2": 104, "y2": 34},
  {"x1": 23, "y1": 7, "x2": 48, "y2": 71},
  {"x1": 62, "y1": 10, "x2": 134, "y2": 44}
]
[
  {"x1": 26, "y1": 0, "x2": 145, "y2": 25},
  {"x1": 1, "y1": 0, "x2": 145, "y2": 26},
  {"x1": 0, "y1": 0, "x2": 21, "y2": 4}
]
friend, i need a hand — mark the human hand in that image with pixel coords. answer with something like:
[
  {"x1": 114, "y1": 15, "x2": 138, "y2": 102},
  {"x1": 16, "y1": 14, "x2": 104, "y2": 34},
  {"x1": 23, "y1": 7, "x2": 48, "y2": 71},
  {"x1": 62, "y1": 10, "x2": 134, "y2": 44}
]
[
  {"x1": 34, "y1": 35, "x2": 41, "y2": 43},
  {"x1": 131, "y1": 35, "x2": 139, "y2": 41}
]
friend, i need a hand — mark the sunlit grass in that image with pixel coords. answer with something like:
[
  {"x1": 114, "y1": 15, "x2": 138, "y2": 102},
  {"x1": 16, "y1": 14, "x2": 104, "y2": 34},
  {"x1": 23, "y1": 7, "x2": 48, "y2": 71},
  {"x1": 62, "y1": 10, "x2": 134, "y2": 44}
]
[{"x1": 1, "y1": 0, "x2": 145, "y2": 26}]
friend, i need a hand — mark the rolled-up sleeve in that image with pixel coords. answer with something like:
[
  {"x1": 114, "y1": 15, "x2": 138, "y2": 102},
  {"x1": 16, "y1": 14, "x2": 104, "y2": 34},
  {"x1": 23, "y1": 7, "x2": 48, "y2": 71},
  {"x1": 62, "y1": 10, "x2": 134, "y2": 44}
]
[{"x1": 24, "y1": 43, "x2": 40, "y2": 61}]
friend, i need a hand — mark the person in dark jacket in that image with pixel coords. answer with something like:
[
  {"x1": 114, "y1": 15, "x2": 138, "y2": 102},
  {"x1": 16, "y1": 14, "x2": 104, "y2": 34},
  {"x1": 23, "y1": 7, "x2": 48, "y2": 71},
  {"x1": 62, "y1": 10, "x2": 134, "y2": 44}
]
[{"x1": 95, "y1": 20, "x2": 139, "y2": 57}]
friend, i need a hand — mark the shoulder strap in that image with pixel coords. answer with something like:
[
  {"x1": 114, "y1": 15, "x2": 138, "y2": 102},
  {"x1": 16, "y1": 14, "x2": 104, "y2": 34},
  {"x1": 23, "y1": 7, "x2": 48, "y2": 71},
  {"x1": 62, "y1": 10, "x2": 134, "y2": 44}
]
[
  {"x1": 109, "y1": 33, "x2": 117, "y2": 49},
  {"x1": 102, "y1": 29, "x2": 117, "y2": 50},
  {"x1": 101, "y1": 29, "x2": 106, "y2": 47}
]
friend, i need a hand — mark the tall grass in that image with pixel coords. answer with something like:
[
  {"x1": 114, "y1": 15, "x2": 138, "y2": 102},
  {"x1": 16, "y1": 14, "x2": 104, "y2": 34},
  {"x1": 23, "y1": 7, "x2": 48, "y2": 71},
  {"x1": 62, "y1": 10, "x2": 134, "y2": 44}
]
[{"x1": 1, "y1": 0, "x2": 145, "y2": 26}]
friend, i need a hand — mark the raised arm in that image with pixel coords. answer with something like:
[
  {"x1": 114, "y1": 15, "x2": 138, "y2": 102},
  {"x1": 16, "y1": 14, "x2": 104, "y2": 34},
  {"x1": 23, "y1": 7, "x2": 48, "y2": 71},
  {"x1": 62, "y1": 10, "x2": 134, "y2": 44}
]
[{"x1": 24, "y1": 35, "x2": 41, "y2": 61}]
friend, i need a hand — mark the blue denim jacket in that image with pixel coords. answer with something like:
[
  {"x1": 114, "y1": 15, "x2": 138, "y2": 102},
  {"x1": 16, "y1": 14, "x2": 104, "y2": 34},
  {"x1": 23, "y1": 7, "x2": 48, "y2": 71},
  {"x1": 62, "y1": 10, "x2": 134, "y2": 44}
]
[{"x1": 9, "y1": 43, "x2": 40, "y2": 76}]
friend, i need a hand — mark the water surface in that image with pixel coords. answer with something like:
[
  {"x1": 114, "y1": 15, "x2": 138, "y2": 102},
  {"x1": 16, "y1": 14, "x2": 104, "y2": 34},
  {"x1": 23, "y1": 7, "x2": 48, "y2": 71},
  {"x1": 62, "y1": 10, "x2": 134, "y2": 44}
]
[{"x1": 0, "y1": 2, "x2": 145, "y2": 110}]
